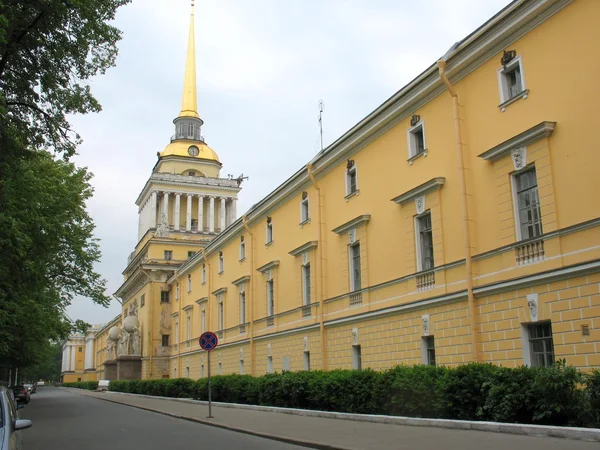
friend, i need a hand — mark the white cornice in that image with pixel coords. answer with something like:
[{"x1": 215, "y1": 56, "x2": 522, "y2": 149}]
[
  {"x1": 289, "y1": 241, "x2": 318, "y2": 256},
  {"x1": 231, "y1": 275, "x2": 251, "y2": 286},
  {"x1": 195, "y1": 296, "x2": 208, "y2": 304},
  {"x1": 332, "y1": 215, "x2": 371, "y2": 235},
  {"x1": 391, "y1": 178, "x2": 445, "y2": 205},
  {"x1": 256, "y1": 260, "x2": 280, "y2": 274},
  {"x1": 212, "y1": 287, "x2": 228, "y2": 296},
  {"x1": 478, "y1": 121, "x2": 556, "y2": 161}
]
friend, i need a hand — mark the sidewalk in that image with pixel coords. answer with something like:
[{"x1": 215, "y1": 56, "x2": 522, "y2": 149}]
[{"x1": 69, "y1": 389, "x2": 599, "y2": 450}]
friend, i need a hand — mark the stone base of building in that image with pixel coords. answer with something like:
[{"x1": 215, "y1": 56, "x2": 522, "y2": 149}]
[
  {"x1": 104, "y1": 360, "x2": 117, "y2": 381},
  {"x1": 117, "y1": 356, "x2": 142, "y2": 380}
]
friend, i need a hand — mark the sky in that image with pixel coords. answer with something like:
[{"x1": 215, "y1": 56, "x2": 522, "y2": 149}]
[{"x1": 66, "y1": 0, "x2": 512, "y2": 325}]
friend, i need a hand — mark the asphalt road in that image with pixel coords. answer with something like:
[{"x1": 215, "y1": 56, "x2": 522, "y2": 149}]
[{"x1": 18, "y1": 387, "x2": 308, "y2": 450}]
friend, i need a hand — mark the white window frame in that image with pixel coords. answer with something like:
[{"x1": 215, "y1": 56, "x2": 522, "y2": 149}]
[
  {"x1": 511, "y1": 166, "x2": 543, "y2": 241},
  {"x1": 164, "y1": 250, "x2": 173, "y2": 260},
  {"x1": 176, "y1": 283, "x2": 180, "y2": 300},
  {"x1": 218, "y1": 253, "x2": 224, "y2": 273},
  {"x1": 302, "y1": 263, "x2": 311, "y2": 306},
  {"x1": 239, "y1": 284, "x2": 246, "y2": 325},
  {"x1": 267, "y1": 279, "x2": 275, "y2": 316},
  {"x1": 407, "y1": 120, "x2": 426, "y2": 159},
  {"x1": 201, "y1": 265, "x2": 206, "y2": 284},
  {"x1": 239, "y1": 241, "x2": 246, "y2": 261},
  {"x1": 303, "y1": 351, "x2": 310, "y2": 371},
  {"x1": 186, "y1": 312, "x2": 191, "y2": 341},
  {"x1": 521, "y1": 321, "x2": 555, "y2": 368},
  {"x1": 266, "y1": 221, "x2": 273, "y2": 245},
  {"x1": 421, "y1": 336, "x2": 436, "y2": 366},
  {"x1": 415, "y1": 211, "x2": 434, "y2": 272},
  {"x1": 267, "y1": 355, "x2": 273, "y2": 374},
  {"x1": 187, "y1": 274, "x2": 192, "y2": 292},
  {"x1": 497, "y1": 55, "x2": 527, "y2": 106},
  {"x1": 300, "y1": 197, "x2": 310, "y2": 224},
  {"x1": 217, "y1": 293, "x2": 224, "y2": 331},
  {"x1": 345, "y1": 165, "x2": 359, "y2": 197},
  {"x1": 352, "y1": 345, "x2": 362, "y2": 370},
  {"x1": 349, "y1": 242, "x2": 361, "y2": 292}
]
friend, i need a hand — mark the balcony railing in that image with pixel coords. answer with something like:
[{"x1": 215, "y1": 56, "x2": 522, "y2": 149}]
[
  {"x1": 171, "y1": 132, "x2": 205, "y2": 143},
  {"x1": 349, "y1": 292, "x2": 363, "y2": 308},
  {"x1": 416, "y1": 270, "x2": 435, "y2": 291},
  {"x1": 515, "y1": 238, "x2": 545, "y2": 265}
]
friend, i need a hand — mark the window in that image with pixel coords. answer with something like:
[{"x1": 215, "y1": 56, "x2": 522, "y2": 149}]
[
  {"x1": 266, "y1": 219, "x2": 273, "y2": 245},
  {"x1": 78, "y1": 347, "x2": 83, "y2": 352},
  {"x1": 407, "y1": 121, "x2": 426, "y2": 159},
  {"x1": 423, "y1": 336, "x2": 436, "y2": 366},
  {"x1": 239, "y1": 241, "x2": 246, "y2": 261},
  {"x1": 267, "y1": 356, "x2": 273, "y2": 373},
  {"x1": 201, "y1": 308, "x2": 206, "y2": 333},
  {"x1": 240, "y1": 360, "x2": 245, "y2": 375},
  {"x1": 514, "y1": 168, "x2": 542, "y2": 240},
  {"x1": 185, "y1": 367, "x2": 190, "y2": 378},
  {"x1": 218, "y1": 294, "x2": 224, "y2": 331},
  {"x1": 218, "y1": 252, "x2": 224, "y2": 273},
  {"x1": 303, "y1": 351, "x2": 311, "y2": 371},
  {"x1": 349, "y1": 243, "x2": 361, "y2": 291},
  {"x1": 267, "y1": 279, "x2": 275, "y2": 316},
  {"x1": 162, "y1": 335, "x2": 170, "y2": 347},
  {"x1": 498, "y1": 55, "x2": 526, "y2": 105},
  {"x1": 345, "y1": 163, "x2": 358, "y2": 197},
  {"x1": 187, "y1": 274, "x2": 192, "y2": 292},
  {"x1": 186, "y1": 314, "x2": 191, "y2": 341},
  {"x1": 164, "y1": 250, "x2": 173, "y2": 260},
  {"x1": 301, "y1": 197, "x2": 310, "y2": 223},
  {"x1": 140, "y1": 294, "x2": 145, "y2": 307},
  {"x1": 176, "y1": 284, "x2": 180, "y2": 300},
  {"x1": 201, "y1": 264, "x2": 206, "y2": 284},
  {"x1": 416, "y1": 212, "x2": 434, "y2": 271},
  {"x1": 528, "y1": 322, "x2": 555, "y2": 368},
  {"x1": 302, "y1": 264, "x2": 311, "y2": 305},
  {"x1": 77, "y1": 378, "x2": 82, "y2": 382},
  {"x1": 218, "y1": 363, "x2": 222, "y2": 375},
  {"x1": 189, "y1": 171, "x2": 196, "y2": 177},
  {"x1": 239, "y1": 286, "x2": 246, "y2": 324},
  {"x1": 188, "y1": 251, "x2": 196, "y2": 259},
  {"x1": 160, "y1": 290, "x2": 170, "y2": 303},
  {"x1": 175, "y1": 320, "x2": 179, "y2": 344},
  {"x1": 352, "y1": 345, "x2": 362, "y2": 370}
]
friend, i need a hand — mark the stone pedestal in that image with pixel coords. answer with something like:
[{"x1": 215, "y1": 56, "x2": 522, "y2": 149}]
[
  {"x1": 104, "y1": 360, "x2": 117, "y2": 381},
  {"x1": 117, "y1": 356, "x2": 142, "y2": 381}
]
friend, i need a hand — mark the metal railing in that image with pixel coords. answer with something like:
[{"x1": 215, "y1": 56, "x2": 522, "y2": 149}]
[
  {"x1": 416, "y1": 270, "x2": 435, "y2": 291},
  {"x1": 515, "y1": 238, "x2": 545, "y2": 265}
]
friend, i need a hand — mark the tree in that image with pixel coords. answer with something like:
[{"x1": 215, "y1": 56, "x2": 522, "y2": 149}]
[{"x1": 0, "y1": 0, "x2": 131, "y2": 157}]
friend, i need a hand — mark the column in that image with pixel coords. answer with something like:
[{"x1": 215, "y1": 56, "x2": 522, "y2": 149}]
[
  {"x1": 174, "y1": 193, "x2": 181, "y2": 231},
  {"x1": 163, "y1": 192, "x2": 170, "y2": 225},
  {"x1": 209, "y1": 197, "x2": 215, "y2": 233},
  {"x1": 197, "y1": 195, "x2": 204, "y2": 233},
  {"x1": 220, "y1": 197, "x2": 226, "y2": 231},
  {"x1": 65, "y1": 346, "x2": 71, "y2": 372},
  {"x1": 186, "y1": 194, "x2": 192, "y2": 231},
  {"x1": 70, "y1": 345, "x2": 76, "y2": 371},
  {"x1": 232, "y1": 198, "x2": 237, "y2": 222},
  {"x1": 62, "y1": 347, "x2": 67, "y2": 372},
  {"x1": 150, "y1": 191, "x2": 157, "y2": 228}
]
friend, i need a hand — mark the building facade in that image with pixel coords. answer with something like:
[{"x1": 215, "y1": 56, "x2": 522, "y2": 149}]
[{"x1": 82, "y1": 0, "x2": 600, "y2": 381}]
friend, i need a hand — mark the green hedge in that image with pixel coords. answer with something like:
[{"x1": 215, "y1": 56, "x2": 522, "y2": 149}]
[
  {"x1": 108, "y1": 362, "x2": 600, "y2": 428},
  {"x1": 63, "y1": 381, "x2": 98, "y2": 390}
]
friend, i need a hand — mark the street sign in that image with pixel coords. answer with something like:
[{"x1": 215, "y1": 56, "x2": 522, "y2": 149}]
[
  {"x1": 199, "y1": 331, "x2": 219, "y2": 419},
  {"x1": 199, "y1": 331, "x2": 218, "y2": 351}
]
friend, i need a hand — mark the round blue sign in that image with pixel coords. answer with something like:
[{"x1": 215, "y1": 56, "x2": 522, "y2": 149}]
[{"x1": 199, "y1": 331, "x2": 218, "y2": 351}]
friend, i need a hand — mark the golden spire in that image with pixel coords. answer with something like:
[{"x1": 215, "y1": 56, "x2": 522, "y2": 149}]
[{"x1": 178, "y1": 1, "x2": 199, "y2": 119}]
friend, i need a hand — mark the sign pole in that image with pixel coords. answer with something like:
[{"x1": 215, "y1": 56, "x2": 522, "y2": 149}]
[{"x1": 207, "y1": 351, "x2": 213, "y2": 418}]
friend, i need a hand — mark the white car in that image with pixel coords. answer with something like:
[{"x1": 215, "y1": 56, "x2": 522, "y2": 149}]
[{"x1": 0, "y1": 386, "x2": 32, "y2": 450}]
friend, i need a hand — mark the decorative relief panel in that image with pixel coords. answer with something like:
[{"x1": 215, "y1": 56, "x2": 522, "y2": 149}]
[
  {"x1": 303, "y1": 336, "x2": 309, "y2": 352},
  {"x1": 352, "y1": 327, "x2": 359, "y2": 346},
  {"x1": 349, "y1": 228, "x2": 357, "y2": 244},
  {"x1": 302, "y1": 252, "x2": 309, "y2": 266},
  {"x1": 511, "y1": 147, "x2": 527, "y2": 171},
  {"x1": 422, "y1": 314, "x2": 430, "y2": 336},
  {"x1": 415, "y1": 196, "x2": 425, "y2": 215},
  {"x1": 527, "y1": 293, "x2": 539, "y2": 322}
]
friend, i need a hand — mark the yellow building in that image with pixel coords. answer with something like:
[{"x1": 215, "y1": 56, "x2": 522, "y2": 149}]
[
  {"x1": 91, "y1": 0, "x2": 600, "y2": 381},
  {"x1": 60, "y1": 324, "x2": 104, "y2": 383}
]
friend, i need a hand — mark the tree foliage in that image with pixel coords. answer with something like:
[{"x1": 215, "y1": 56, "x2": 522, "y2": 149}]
[{"x1": 0, "y1": 0, "x2": 130, "y2": 374}]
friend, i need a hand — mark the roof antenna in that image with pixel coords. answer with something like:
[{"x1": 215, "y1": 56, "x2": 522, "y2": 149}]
[{"x1": 318, "y1": 99, "x2": 324, "y2": 152}]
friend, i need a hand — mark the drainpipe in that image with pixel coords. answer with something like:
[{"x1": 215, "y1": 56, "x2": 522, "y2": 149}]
[
  {"x1": 242, "y1": 215, "x2": 255, "y2": 376},
  {"x1": 307, "y1": 163, "x2": 327, "y2": 370},
  {"x1": 140, "y1": 269, "x2": 153, "y2": 378},
  {"x1": 176, "y1": 272, "x2": 182, "y2": 377},
  {"x1": 437, "y1": 59, "x2": 479, "y2": 362}
]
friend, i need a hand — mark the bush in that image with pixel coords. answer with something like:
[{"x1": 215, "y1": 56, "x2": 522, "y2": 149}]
[
  {"x1": 63, "y1": 381, "x2": 98, "y2": 390},
  {"x1": 102, "y1": 362, "x2": 600, "y2": 428}
]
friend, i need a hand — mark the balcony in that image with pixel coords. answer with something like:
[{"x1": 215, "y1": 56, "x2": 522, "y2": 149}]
[
  {"x1": 515, "y1": 238, "x2": 545, "y2": 265},
  {"x1": 171, "y1": 132, "x2": 205, "y2": 143},
  {"x1": 349, "y1": 292, "x2": 363, "y2": 308},
  {"x1": 416, "y1": 270, "x2": 435, "y2": 291}
]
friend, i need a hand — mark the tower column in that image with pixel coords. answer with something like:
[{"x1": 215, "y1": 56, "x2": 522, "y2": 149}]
[
  {"x1": 175, "y1": 193, "x2": 181, "y2": 231},
  {"x1": 231, "y1": 198, "x2": 237, "y2": 224},
  {"x1": 186, "y1": 194, "x2": 192, "y2": 231},
  {"x1": 209, "y1": 196, "x2": 215, "y2": 233},
  {"x1": 162, "y1": 192, "x2": 170, "y2": 225},
  {"x1": 198, "y1": 195, "x2": 204, "y2": 232},
  {"x1": 150, "y1": 191, "x2": 158, "y2": 228},
  {"x1": 220, "y1": 197, "x2": 226, "y2": 231}
]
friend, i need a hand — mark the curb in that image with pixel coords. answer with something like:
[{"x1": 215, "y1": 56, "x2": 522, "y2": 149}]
[
  {"x1": 63, "y1": 388, "x2": 348, "y2": 450},
  {"x1": 64, "y1": 388, "x2": 600, "y2": 443}
]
